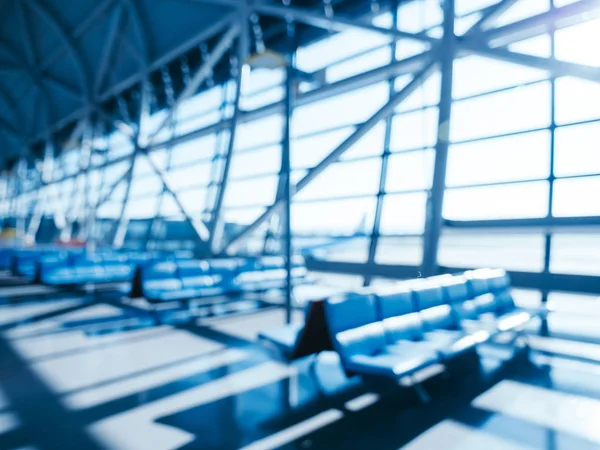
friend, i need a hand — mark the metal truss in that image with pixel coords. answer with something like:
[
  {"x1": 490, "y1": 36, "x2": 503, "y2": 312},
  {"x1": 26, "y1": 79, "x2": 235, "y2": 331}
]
[{"x1": 5, "y1": 0, "x2": 600, "y2": 283}]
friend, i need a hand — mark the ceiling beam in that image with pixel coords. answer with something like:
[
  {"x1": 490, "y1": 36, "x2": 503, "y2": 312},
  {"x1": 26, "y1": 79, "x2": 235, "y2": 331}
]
[
  {"x1": 25, "y1": 0, "x2": 91, "y2": 102},
  {"x1": 254, "y1": 3, "x2": 437, "y2": 44},
  {"x1": 149, "y1": 24, "x2": 240, "y2": 143}
]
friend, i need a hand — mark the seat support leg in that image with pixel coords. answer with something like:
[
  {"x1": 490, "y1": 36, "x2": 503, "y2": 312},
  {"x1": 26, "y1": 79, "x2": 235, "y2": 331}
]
[{"x1": 412, "y1": 381, "x2": 431, "y2": 404}]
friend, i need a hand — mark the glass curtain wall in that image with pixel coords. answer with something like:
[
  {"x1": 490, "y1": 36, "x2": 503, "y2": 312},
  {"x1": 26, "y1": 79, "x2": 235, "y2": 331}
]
[{"x1": 2, "y1": 0, "x2": 599, "y2": 289}]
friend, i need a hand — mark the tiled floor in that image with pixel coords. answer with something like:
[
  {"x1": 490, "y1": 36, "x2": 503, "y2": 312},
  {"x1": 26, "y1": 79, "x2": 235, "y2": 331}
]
[{"x1": 2, "y1": 286, "x2": 600, "y2": 450}]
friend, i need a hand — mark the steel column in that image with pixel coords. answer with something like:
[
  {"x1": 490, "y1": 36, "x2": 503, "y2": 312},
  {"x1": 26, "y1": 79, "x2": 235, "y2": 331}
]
[
  {"x1": 365, "y1": 2, "x2": 400, "y2": 286},
  {"x1": 283, "y1": 55, "x2": 295, "y2": 324},
  {"x1": 421, "y1": 0, "x2": 455, "y2": 276},
  {"x1": 208, "y1": 29, "x2": 245, "y2": 254},
  {"x1": 25, "y1": 139, "x2": 54, "y2": 241},
  {"x1": 543, "y1": 0, "x2": 558, "y2": 304}
]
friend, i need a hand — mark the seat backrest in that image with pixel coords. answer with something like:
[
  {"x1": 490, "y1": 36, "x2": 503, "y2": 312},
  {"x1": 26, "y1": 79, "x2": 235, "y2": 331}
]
[
  {"x1": 442, "y1": 276, "x2": 471, "y2": 304},
  {"x1": 375, "y1": 285, "x2": 425, "y2": 342},
  {"x1": 465, "y1": 270, "x2": 489, "y2": 297},
  {"x1": 143, "y1": 261, "x2": 178, "y2": 280},
  {"x1": 206, "y1": 258, "x2": 242, "y2": 275},
  {"x1": 420, "y1": 304, "x2": 457, "y2": 332},
  {"x1": 486, "y1": 269, "x2": 511, "y2": 293},
  {"x1": 375, "y1": 285, "x2": 415, "y2": 319},
  {"x1": 325, "y1": 293, "x2": 385, "y2": 360},
  {"x1": 177, "y1": 260, "x2": 211, "y2": 278},
  {"x1": 474, "y1": 293, "x2": 498, "y2": 315},
  {"x1": 259, "y1": 256, "x2": 285, "y2": 270},
  {"x1": 495, "y1": 290, "x2": 516, "y2": 313},
  {"x1": 413, "y1": 282, "x2": 445, "y2": 311}
]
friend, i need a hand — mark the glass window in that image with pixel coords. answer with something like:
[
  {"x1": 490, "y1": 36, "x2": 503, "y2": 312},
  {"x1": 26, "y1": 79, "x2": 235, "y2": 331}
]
[
  {"x1": 292, "y1": 197, "x2": 376, "y2": 235},
  {"x1": 223, "y1": 176, "x2": 278, "y2": 207},
  {"x1": 230, "y1": 145, "x2": 281, "y2": 179},
  {"x1": 296, "y1": 158, "x2": 381, "y2": 201},
  {"x1": 293, "y1": 83, "x2": 388, "y2": 136},
  {"x1": 296, "y1": 29, "x2": 390, "y2": 72},
  {"x1": 554, "y1": 122, "x2": 600, "y2": 177},
  {"x1": 177, "y1": 188, "x2": 207, "y2": 215},
  {"x1": 446, "y1": 131, "x2": 551, "y2": 187},
  {"x1": 386, "y1": 149, "x2": 435, "y2": 192},
  {"x1": 397, "y1": 0, "x2": 442, "y2": 33},
  {"x1": 451, "y1": 82, "x2": 551, "y2": 142},
  {"x1": 312, "y1": 237, "x2": 370, "y2": 263},
  {"x1": 129, "y1": 173, "x2": 163, "y2": 198},
  {"x1": 327, "y1": 47, "x2": 391, "y2": 83},
  {"x1": 551, "y1": 233, "x2": 600, "y2": 276},
  {"x1": 155, "y1": 194, "x2": 180, "y2": 218},
  {"x1": 444, "y1": 181, "x2": 549, "y2": 220},
  {"x1": 242, "y1": 68, "x2": 285, "y2": 95},
  {"x1": 553, "y1": 177, "x2": 600, "y2": 217},
  {"x1": 97, "y1": 201, "x2": 123, "y2": 219},
  {"x1": 125, "y1": 196, "x2": 158, "y2": 219},
  {"x1": 177, "y1": 85, "x2": 223, "y2": 121},
  {"x1": 222, "y1": 207, "x2": 266, "y2": 226},
  {"x1": 175, "y1": 111, "x2": 222, "y2": 137},
  {"x1": 165, "y1": 163, "x2": 212, "y2": 190},
  {"x1": 390, "y1": 108, "x2": 439, "y2": 151},
  {"x1": 493, "y1": 0, "x2": 549, "y2": 27},
  {"x1": 507, "y1": 34, "x2": 552, "y2": 58},
  {"x1": 309, "y1": 272, "x2": 366, "y2": 289},
  {"x1": 375, "y1": 237, "x2": 423, "y2": 265},
  {"x1": 292, "y1": 124, "x2": 385, "y2": 169},
  {"x1": 235, "y1": 115, "x2": 283, "y2": 150},
  {"x1": 555, "y1": 77, "x2": 600, "y2": 125},
  {"x1": 453, "y1": 55, "x2": 548, "y2": 100},
  {"x1": 555, "y1": 19, "x2": 600, "y2": 67},
  {"x1": 439, "y1": 232, "x2": 546, "y2": 272},
  {"x1": 241, "y1": 87, "x2": 284, "y2": 111},
  {"x1": 380, "y1": 192, "x2": 428, "y2": 235},
  {"x1": 455, "y1": 0, "x2": 499, "y2": 17},
  {"x1": 395, "y1": 40, "x2": 431, "y2": 61},
  {"x1": 394, "y1": 72, "x2": 441, "y2": 112},
  {"x1": 292, "y1": 128, "x2": 353, "y2": 170},
  {"x1": 546, "y1": 291, "x2": 600, "y2": 316}
]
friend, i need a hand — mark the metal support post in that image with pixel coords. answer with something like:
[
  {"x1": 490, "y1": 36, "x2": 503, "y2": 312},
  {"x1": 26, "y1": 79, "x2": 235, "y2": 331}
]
[
  {"x1": 208, "y1": 27, "x2": 246, "y2": 254},
  {"x1": 365, "y1": 1, "x2": 400, "y2": 286},
  {"x1": 421, "y1": 0, "x2": 455, "y2": 276},
  {"x1": 283, "y1": 54, "x2": 295, "y2": 324},
  {"x1": 26, "y1": 139, "x2": 54, "y2": 242}
]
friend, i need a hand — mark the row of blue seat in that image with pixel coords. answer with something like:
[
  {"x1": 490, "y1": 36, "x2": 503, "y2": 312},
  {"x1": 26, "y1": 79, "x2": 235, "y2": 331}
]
[
  {"x1": 260, "y1": 269, "x2": 534, "y2": 384},
  {"x1": 37, "y1": 250, "x2": 197, "y2": 286},
  {"x1": 138, "y1": 256, "x2": 307, "y2": 302}
]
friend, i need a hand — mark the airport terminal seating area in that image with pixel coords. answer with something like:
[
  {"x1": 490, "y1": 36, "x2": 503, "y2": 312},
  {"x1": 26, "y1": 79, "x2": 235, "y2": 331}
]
[{"x1": 259, "y1": 268, "x2": 535, "y2": 390}]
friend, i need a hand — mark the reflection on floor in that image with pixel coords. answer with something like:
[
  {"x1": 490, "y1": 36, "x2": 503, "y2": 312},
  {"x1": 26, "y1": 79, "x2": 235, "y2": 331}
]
[{"x1": 2, "y1": 289, "x2": 600, "y2": 450}]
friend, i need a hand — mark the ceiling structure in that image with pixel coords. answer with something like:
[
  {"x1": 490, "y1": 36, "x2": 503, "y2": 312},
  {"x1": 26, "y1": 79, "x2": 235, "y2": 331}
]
[
  {"x1": 0, "y1": 0, "x2": 242, "y2": 166},
  {"x1": 0, "y1": 0, "x2": 373, "y2": 168}
]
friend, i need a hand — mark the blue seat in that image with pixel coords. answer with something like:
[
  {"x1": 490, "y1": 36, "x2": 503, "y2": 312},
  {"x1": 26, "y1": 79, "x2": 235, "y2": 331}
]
[
  {"x1": 258, "y1": 322, "x2": 305, "y2": 358},
  {"x1": 413, "y1": 282, "x2": 484, "y2": 358},
  {"x1": 142, "y1": 262, "x2": 182, "y2": 300},
  {"x1": 375, "y1": 285, "x2": 461, "y2": 360},
  {"x1": 474, "y1": 291, "x2": 532, "y2": 332},
  {"x1": 486, "y1": 269, "x2": 511, "y2": 293},
  {"x1": 440, "y1": 276, "x2": 480, "y2": 321},
  {"x1": 465, "y1": 270, "x2": 490, "y2": 297},
  {"x1": 325, "y1": 292, "x2": 439, "y2": 380},
  {"x1": 0, "y1": 248, "x2": 16, "y2": 270}
]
